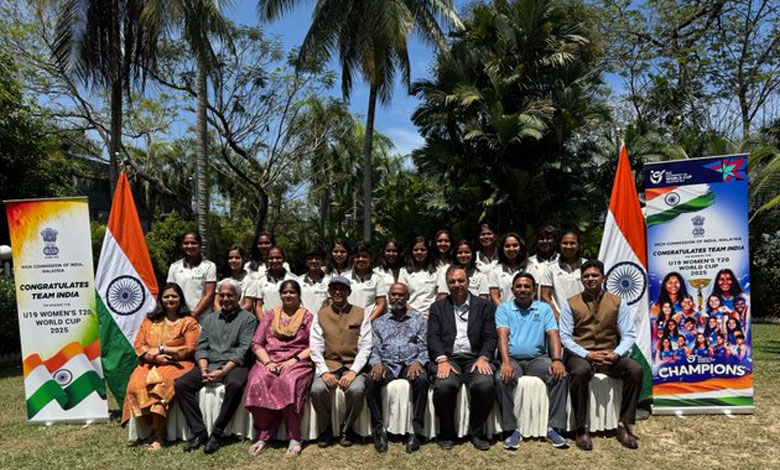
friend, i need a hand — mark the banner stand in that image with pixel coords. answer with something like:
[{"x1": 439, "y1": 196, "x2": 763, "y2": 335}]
[
  {"x1": 645, "y1": 155, "x2": 754, "y2": 415},
  {"x1": 5, "y1": 197, "x2": 109, "y2": 424}
]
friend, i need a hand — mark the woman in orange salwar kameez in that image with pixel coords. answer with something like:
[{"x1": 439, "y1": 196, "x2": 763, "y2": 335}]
[{"x1": 122, "y1": 283, "x2": 200, "y2": 450}]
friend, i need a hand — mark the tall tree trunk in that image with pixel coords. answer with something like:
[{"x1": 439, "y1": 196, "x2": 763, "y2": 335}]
[
  {"x1": 253, "y1": 191, "x2": 270, "y2": 234},
  {"x1": 361, "y1": 85, "x2": 378, "y2": 242},
  {"x1": 195, "y1": 60, "x2": 210, "y2": 258},
  {"x1": 108, "y1": 0, "x2": 121, "y2": 197}
]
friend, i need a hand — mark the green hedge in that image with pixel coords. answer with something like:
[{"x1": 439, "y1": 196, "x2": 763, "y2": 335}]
[{"x1": 0, "y1": 276, "x2": 20, "y2": 356}]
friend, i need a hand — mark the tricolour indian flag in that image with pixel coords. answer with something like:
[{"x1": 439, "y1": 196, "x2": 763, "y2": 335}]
[
  {"x1": 22, "y1": 340, "x2": 105, "y2": 420},
  {"x1": 598, "y1": 143, "x2": 652, "y2": 402},
  {"x1": 645, "y1": 184, "x2": 715, "y2": 227},
  {"x1": 95, "y1": 172, "x2": 158, "y2": 408}
]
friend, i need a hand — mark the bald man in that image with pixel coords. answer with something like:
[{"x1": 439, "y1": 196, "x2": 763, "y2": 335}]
[{"x1": 365, "y1": 282, "x2": 429, "y2": 453}]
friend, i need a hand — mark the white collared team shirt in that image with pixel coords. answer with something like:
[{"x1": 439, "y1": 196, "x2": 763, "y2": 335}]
[
  {"x1": 167, "y1": 258, "x2": 217, "y2": 313},
  {"x1": 244, "y1": 269, "x2": 297, "y2": 311},
  {"x1": 399, "y1": 267, "x2": 438, "y2": 319},
  {"x1": 490, "y1": 262, "x2": 546, "y2": 302},
  {"x1": 345, "y1": 269, "x2": 389, "y2": 317},
  {"x1": 297, "y1": 272, "x2": 331, "y2": 314}
]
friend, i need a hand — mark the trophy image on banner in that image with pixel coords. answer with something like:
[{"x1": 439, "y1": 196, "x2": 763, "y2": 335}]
[{"x1": 688, "y1": 278, "x2": 711, "y2": 312}]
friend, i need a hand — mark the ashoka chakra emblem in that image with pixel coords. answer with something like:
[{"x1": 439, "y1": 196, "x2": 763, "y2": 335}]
[
  {"x1": 604, "y1": 261, "x2": 647, "y2": 305},
  {"x1": 53, "y1": 369, "x2": 73, "y2": 386},
  {"x1": 106, "y1": 275, "x2": 145, "y2": 316}
]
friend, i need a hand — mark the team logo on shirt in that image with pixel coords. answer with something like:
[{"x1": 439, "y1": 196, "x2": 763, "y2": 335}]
[
  {"x1": 604, "y1": 261, "x2": 646, "y2": 305},
  {"x1": 105, "y1": 275, "x2": 146, "y2": 316}
]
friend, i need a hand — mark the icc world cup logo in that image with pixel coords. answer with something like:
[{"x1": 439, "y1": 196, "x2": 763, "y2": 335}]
[{"x1": 40, "y1": 227, "x2": 59, "y2": 256}]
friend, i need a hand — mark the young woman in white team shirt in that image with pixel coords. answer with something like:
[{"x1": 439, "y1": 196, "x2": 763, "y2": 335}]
[
  {"x1": 375, "y1": 239, "x2": 403, "y2": 285},
  {"x1": 489, "y1": 233, "x2": 545, "y2": 306},
  {"x1": 475, "y1": 223, "x2": 499, "y2": 273},
  {"x1": 436, "y1": 239, "x2": 493, "y2": 301},
  {"x1": 398, "y1": 236, "x2": 438, "y2": 319},
  {"x1": 247, "y1": 246, "x2": 297, "y2": 321},
  {"x1": 214, "y1": 244, "x2": 253, "y2": 312}
]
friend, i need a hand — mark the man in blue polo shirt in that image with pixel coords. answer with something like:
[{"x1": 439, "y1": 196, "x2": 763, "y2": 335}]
[{"x1": 494, "y1": 272, "x2": 569, "y2": 450}]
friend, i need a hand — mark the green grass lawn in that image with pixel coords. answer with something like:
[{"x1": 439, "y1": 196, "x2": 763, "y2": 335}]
[{"x1": 2, "y1": 325, "x2": 780, "y2": 470}]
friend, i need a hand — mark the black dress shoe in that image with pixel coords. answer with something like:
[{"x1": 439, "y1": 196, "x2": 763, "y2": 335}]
[
  {"x1": 437, "y1": 439, "x2": 455, "y2": 450},
  {"x1": 575, "y1": 428, "x2": 593, "y2": 451},
  {"x1": 318, "y1": 426, "x2": 333, "y2": 448},
  {"x1": 183, "y1": 433, "x2": 207, "y2": 452},
  {"x1": 471, "y1": 434, "x2": 491, "y2": 451},
  {"x1": 373, "y1": 429, "x2": 388, "y2": 453},
  {"x1": 339, "y1": 431, "x2": 354, "y2": 447},
  {"x1": 203, "y1": 434, "x2": 221, "y2": 454},
  {"x1": 405, "y1": 434, "x2": 421, "y2": 453},
  {"x1": 616, "y1": 425, "x2": 638, "y2": 449}
]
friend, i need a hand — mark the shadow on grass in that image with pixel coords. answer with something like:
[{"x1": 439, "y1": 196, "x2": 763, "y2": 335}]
[
  {"x1": 756, "y1": 342, "x2": 780, "y2": 360},
  {"x1": 0, "y1": 360, "x2": 22, "y2": 379}
]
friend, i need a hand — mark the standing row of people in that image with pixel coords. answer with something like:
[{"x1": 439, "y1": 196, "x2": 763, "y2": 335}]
[{"x1": 165, "y1": 225, "x2": 590, "y2": 324}]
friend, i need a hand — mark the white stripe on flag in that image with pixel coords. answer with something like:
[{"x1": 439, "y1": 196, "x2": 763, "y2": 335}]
[
  {"x1": 95, "y1": 230, "x2": 156, "y2": 345},
  {"x1": 646, "y1": 183, "x2": 710, "y2": 215}
]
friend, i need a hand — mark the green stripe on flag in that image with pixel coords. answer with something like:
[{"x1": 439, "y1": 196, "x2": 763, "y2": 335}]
[
  {"x1": 631, "y1": 345, "x2": 653, "y2": 402},
  {"x1": 27, "y1": 371, "x2": 107, "y2": 418},
  {"x1": 654, "y1": 396, "x2": 753, "y2": 408},
  {"x1": 647, "y1": 191, "x2": 716, "y2": 227},
  {"x1": 64, "y1": 370, "x2": 107, "y2": 408},
  {"x1": 96, "y1": 293, "x2": 138, "y2": 409},
  {"x1": 27, "y1": 380, "x2": 69, "y2": 418}
]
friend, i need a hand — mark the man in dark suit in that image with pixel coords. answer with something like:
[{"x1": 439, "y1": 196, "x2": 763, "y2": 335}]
[{"x1": 428, "y1": 265, "x2": 497, "y2": 451}]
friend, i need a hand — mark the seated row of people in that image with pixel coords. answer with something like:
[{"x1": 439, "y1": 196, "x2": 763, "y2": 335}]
[{"x1": 124, "y1": 260, "x2": 642, "y2": 457}]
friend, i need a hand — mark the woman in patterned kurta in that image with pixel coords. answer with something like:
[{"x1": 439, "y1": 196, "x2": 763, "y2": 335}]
[
  {"x1": 245, "y1": 279, "x2": 313, "y2": 457},
  {"x1": 122, "y1": 283, "x2": 199, "y2": 450}
]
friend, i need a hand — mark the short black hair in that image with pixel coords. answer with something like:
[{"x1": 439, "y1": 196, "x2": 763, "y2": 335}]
[
  {"x1": 537, "y1": 225, "x2": 557, "y2": 239},
  {"x1": 354, "y1": 241, "x2": 373, "y2": 255},
  {"x1": 445, "y1": 264, "x2": 468, "y2": 280},
  {"x1": 581, "y1": 258, "x2": 604, "y2": 275},
  {"x1": 512, "y1": 271, "x2": 536, "y2": 286},
  {"x1": 305, "y1": 245, "x2": 326, "y2": 259}
]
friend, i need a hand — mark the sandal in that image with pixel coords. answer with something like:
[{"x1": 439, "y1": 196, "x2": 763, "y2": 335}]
[
  {"x1": 249, "y1": 440, "x2": 268, "y2": 456},
  {"x1": 148, "y1": 440, "x2": 163, "y2": 451},
  {"x1": 286, "y1": 439, "x2": 302, "y2": 457}
]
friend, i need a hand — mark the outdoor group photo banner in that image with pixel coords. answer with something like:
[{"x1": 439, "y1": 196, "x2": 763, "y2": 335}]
[
  {"x1": 4, "y1": 197, "x2": 108, "y2": 423},
  {"x1": 645, "y1": 155, "x2": 754, "y2": 414}
]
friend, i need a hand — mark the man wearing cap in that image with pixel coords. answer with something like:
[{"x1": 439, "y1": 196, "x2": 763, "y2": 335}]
[{"x1": 309, "y1": 275, "x2": 372, "y2": 447}]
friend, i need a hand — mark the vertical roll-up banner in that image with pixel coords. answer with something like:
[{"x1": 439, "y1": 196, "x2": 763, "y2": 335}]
[
  {"x1": 645, "y1": 155, "x2": 754, "y2": 415},
  {"x1": 4, "y1": 197, "x2": 108, "y2": 423}
]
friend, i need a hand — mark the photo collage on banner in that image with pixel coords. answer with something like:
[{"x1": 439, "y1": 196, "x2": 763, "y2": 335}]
[{"x1": 645, "y1": 155, "x2": 753, "y2": 414}]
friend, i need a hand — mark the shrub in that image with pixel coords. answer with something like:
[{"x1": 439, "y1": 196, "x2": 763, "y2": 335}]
[
  {"x1": 0, "y1": 276, "x2": 20, "y2": 355},
  {"x1": 145, "y1": 213, "x2": 196, "y2": 286},
  {"x1": 752, "y1": 230, "x2": 780, "y2": 318}
]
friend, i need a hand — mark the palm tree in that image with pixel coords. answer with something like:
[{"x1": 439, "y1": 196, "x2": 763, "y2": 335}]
[
  {"x1": 53, "y1": 0, "x2": 157, "y2": 195},
  {"x1": 141, "y1": 0, "x2": 232, "y2": 257},
  {"x1": 411, "y1": 0, "x2": 610, "y2": 233},
  {"x1": 258, "y1": 0, "x2": 461, "y2": 242}
]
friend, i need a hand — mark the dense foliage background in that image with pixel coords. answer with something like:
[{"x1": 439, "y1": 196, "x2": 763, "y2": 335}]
[{"x1": 1, "y1": 0, "x2": 779, "y2": 323}]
